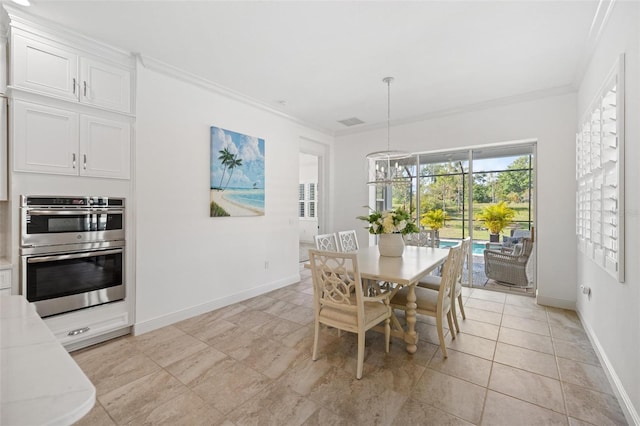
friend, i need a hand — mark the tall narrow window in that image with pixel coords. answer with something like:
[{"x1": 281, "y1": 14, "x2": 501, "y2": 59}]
[
  {"x1": 308, "y1": 183, "x2": 316, "y2": 218},
  {"x1": 299, "y1": 184, "x2": 305, "y2": 218}
]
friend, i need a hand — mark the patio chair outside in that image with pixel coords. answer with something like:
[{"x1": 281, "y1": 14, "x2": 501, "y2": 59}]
[{"x1": 484, "y1": 237, "x2": 533, "y2": 287}]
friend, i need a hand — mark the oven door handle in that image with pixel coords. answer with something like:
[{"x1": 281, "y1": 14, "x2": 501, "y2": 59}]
[
  {"x1": 26, "y1": 209, "x2": 124, "y2": 215},
  {"x1": 27, "y1": 249, "x2": 124, "y2": 263},
  {"x1": 26, "y1": 209, "x2": 94, "y2": 215},
  {"x1": 94, "y1": 209, "x2": 124, "y2": 214}
]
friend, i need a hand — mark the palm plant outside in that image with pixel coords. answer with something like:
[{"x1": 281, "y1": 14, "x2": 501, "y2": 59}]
[
  {"x1": 421, "y1": 209, "x2": 449, "y2": 232},
  {"x1": 476, "y1": 201, "x2": 516, "y2": 235}
]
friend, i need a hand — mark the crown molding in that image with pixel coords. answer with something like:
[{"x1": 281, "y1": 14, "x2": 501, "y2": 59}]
[
  {"x1": 335, "y1": 85, "x2": 576, "y2": 137},
  {"x1": 3, "y1": 4, "x2": 135, "y2": 66},
  {"x1": 572, "y1": 0, "x2": 617, "y2": 88},
  {"x1": 137, "y1": 54, "x2": 333, "y2": 137}
]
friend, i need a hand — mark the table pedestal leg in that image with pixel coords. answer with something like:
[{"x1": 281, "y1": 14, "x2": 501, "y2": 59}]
[{"x1": 404, "y1": 284, "x2": 419, "y2": 354}]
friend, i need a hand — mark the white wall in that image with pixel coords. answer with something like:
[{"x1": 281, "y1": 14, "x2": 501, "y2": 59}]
[
  {"x1": 576, "y1": 2, "x2": 640, "y2": 422},
  {"x1": 134, "y1": 65, "x2": 332, "y2": 331},
  {"x1": 334, "y1": 93, "x2": 577, "y2": 309}
]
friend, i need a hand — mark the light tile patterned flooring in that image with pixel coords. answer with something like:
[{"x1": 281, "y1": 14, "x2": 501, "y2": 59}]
[{"x1": 73, "y1": 266, "x2": 627, "y2": 425}]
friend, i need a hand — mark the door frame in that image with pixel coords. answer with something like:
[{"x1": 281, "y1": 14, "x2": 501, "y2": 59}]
[{"x1": 299, "y1": 137, "x2": 331, "y2": 236}]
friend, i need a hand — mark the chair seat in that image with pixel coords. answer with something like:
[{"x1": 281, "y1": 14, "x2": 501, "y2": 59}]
[
  {"x1": 418, "y1": 275, "x2": 462, "y2": 295},
  {"x1": 319, "y1": 301, "x2": 389, "y2": 328},
  {"x1": 418, "y1": 275, "x2": 441, "y2": 290},
  {"x1": 391, "y1": 286, "x2": 450, "y2": 313}
]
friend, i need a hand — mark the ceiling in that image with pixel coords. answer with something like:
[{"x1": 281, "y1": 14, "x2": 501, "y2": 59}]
[{"x1": 15, "y1": 1, "x2": 602, "y2": 135}]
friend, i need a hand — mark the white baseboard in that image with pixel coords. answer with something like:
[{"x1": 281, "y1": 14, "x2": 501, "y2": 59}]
[
  {"x1": 535, "y1": 294, "x2": 575, "y2": 310},
  {"x1": 577, "y1": 310, "x2": 640, "y2": 426},
  {"x1": 132, "y1": 273, "x2": 301, "y2": 336}
]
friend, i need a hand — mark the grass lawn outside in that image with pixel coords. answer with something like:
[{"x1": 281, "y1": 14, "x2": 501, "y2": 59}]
[{"x1": 418, "y1": 202, "x2": 532, "y2": 241}]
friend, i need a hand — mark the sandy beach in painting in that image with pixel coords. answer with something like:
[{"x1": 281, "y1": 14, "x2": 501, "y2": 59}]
[{"x1": 210, "y1": 189, "x2": 263, "y2": 216}]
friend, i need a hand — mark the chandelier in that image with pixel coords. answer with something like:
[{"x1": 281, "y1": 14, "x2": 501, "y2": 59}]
[{"x1": 366, "y1": 77, "x2": 411, "y2": 186}]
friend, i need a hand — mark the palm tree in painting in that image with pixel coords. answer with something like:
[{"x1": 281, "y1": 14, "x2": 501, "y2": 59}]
[
  {"x1": 224, "y1": 156, "x2": 243, "y2": 190},
  {"x1": 217, "y1": 148, "x2": 234, "y2": 189}
]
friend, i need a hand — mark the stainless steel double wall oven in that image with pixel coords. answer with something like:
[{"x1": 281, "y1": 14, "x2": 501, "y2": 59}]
[{"x1": 20, "y1": 195, "x2": 126, "y2": 317}]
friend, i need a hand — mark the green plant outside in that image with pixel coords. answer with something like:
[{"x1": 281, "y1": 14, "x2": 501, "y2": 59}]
[
  {"x1": 387, "y1": 155, "x2": 532, "y2": 242},
  {"x1": 392, "y1": 201, "x2": 530, "y2": 241},
  {"x1": 420, "y1": 209, "x2": 450, "y2": 231},
  {"x1": 476, "y1": 201, "x2": 516, "y2": 235}
]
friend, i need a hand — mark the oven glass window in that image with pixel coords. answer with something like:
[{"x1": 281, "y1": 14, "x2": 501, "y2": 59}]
[
  {"x1": 26, "y1": 251, "x2": 123, "y2": 302},
  {"x1": 27, "y1": 215, "x2": 90, "y2": 234}
]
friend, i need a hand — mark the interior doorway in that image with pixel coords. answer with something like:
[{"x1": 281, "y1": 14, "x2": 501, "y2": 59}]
[{"x1": 298, "y1": 152, "x2": 319, "y2": 262}]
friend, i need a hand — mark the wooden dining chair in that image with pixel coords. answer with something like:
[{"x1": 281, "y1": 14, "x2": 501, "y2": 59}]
[
  {"x1": 404, "y1": 229, "x2": 437, "y2": 248},
  {"x1": 309, "y1": 249, "x2": 391, "y2": 379},
  {"x1": 417, "y1": 238, "x2": 470, "y2": 334},
  {"x1": 337, "y1": 230, "x2": 359, "y2": 252},
  {"x1": 314, "y1": 233, "x2": 339, "y2": 251},
  {"x1": 390, "y1": 242, "x2": 462, "y2": 358}
]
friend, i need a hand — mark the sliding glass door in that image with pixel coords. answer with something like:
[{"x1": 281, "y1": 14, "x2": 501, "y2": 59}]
[{"x1": 375, "y1": 142, "x2": 536, "y2": 294}]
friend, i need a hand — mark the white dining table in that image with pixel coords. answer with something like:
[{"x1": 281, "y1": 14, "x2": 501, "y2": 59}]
[{"x1": 353, "y1": 245, "x2": 450, "y2": 354}]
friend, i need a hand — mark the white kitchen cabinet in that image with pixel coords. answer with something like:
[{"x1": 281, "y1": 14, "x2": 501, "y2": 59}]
[
  {"x1": 80, "y1": 57, "x2": 131, "y2": 113},
  {"x1": 13, "y1": 99, "x2": 130, "y2": 179},
  {"x1": 44, "y1": 301, "x2": 130, "y2": 351},
  {"x1": 0, "y1": 268, "x2": 11, "y2": 295},
  {"x1": 11, "y1": 31, "x2": 79, "y2": 103},
  {"x1": 11, "y1": 29, "x2": 132, "y2": 114},
  {"x1": 0, "y1": 97, "x2": 6, "y2": 200},
  {"x1": 79, "y1": 114, "x2": 131, "y2": 179},
  {"x1": 1, "y1": 32, "x2": 7, "y2": 95}
]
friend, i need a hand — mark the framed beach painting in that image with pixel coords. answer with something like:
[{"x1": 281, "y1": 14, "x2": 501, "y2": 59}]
[{"x1": 210, "y1": 126, "x2": 265, "y2": 217}]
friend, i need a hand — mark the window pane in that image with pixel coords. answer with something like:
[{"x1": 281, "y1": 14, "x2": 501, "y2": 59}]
[
  {"x1": 309, "y1": 201, "x2": 316, "y2": 218},
  {"x1": 309, "y1": 183, "x2": 316, "y2": 200},
  {"x1": 299, "y1": 202, "x2": 305, "y2": 217},
  {"x1": 299, "y1": 184, "x2": 305, "y2": 201}
]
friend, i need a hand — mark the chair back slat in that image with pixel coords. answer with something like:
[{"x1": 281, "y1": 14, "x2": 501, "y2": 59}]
[
  {"x1": 314, "y1": 233, "x2": 339, "y2": 251},
  {"x1": 309, "y1": 249, "x2": 363, "y2": 312},
  {"x1": 437, "y1": 243, "x2": 463, "y2": 310},
  {"x1": 404, "y1": 229, "x2": 436, "y2": 248},
  {"x1": 337, "y1": 230, "x2": 359, "y2": 252}
]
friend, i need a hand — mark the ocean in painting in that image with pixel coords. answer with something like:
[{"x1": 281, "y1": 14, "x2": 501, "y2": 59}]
[{"x1": 223, "y1": 188, "x2": 265, "y2": 211}]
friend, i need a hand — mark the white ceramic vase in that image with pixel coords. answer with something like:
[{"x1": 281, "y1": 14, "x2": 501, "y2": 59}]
[{"x1": 378, "y1": 233, "x2": 405, "y2": 257}]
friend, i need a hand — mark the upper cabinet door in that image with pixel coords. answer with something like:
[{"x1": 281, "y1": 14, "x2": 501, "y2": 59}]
[
  {"x1": 0, "y1": 98, "x2": 7, "y2": 200},
  {"x1": 12, "y1": 32, "x2": 79, "y2": 102},
  {"x1": 80, "y1": 58, "x2": 131, "y2": 114},
  {"x1": 79, "y1": 114, "x2": 131, "y2": 179},
  {"x1": 12, "y1": 99, "x2": 79, "y2": 176},
  {"x1": 11, "y1": 29, "x2": 133, "y2": 114}
]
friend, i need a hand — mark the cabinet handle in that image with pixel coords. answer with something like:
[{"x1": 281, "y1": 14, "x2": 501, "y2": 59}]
[
  {"x1": 72, "y1": 78, "x2": 76, "y2": 95},
  {"x1": 68, "y1": 327, "x2": 90, "y2": 336},
  {"x1": 72, "y1": 153, "x2": 76, "y2": 169},
  {"x1": 83, "y1": 154, "x2": 87, "y2": 170},
  {"x1": 83, "y1": 81, "x2": 87, "y2": 97}
]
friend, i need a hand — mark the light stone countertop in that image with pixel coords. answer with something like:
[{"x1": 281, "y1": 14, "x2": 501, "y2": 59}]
[{"x1": 0, "y1": 295, "x2": 96, "y2": 425}]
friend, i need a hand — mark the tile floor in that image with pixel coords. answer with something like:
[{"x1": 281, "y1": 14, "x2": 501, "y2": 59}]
[{"x1": 73, "y1": 266, "x2": 628, "y2": 425}]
